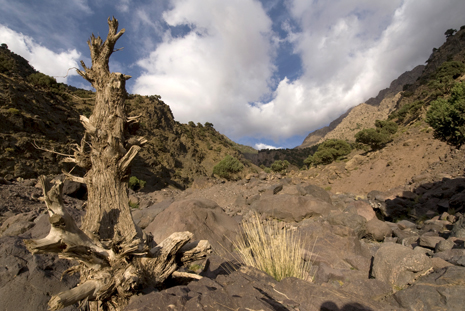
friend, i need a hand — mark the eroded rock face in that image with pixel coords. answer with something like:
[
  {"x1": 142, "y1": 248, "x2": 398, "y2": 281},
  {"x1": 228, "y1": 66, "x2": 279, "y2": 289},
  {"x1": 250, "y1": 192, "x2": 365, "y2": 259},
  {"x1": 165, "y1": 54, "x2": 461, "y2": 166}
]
[{"x1": 372, "y1": 243, "x2": 432, "y2": 289}]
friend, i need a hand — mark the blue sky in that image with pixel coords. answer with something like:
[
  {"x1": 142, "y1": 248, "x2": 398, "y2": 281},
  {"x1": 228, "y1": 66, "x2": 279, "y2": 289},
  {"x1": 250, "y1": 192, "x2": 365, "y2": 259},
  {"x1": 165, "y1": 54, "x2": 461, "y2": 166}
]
[{"x1": 1, "y1": 0, "x2": 465, "y2": 149}]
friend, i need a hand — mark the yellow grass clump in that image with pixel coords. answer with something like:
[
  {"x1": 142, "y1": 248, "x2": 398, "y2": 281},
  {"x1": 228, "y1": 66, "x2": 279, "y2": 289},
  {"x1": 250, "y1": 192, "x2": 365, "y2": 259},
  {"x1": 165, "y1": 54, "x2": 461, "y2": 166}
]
[{"x1": 233, "y1": 213, "x2": 311, "y2": 282}]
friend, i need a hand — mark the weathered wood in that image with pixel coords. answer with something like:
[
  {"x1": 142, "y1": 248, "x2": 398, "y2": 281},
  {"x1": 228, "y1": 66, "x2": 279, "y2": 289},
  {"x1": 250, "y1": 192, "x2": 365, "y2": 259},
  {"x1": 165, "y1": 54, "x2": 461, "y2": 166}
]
[
  {"x1": 24, "y1": 176, "x2": 114, "y2": 269},
  {"x1": 49, "y1": 280, "x2": 100, "y2": 311},
  {"x1": 24, "y1": 17, "x2": 212, "y2": 311}
]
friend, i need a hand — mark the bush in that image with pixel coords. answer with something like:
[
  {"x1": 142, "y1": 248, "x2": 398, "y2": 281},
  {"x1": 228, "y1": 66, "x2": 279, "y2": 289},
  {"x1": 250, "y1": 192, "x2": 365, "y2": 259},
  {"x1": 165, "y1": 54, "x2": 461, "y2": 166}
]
[
  {"x1": 374, "y1": 120, "x2": 398, "y2": 134},
  {"x1": 355, "y1": 120, "x2": 398, "y2": 150},
  {"x1": 213, "y1": 155, "x2": 244, "y2": 179},
  {"x1": 426, "y1": 82, "x2": 465, "y2": 147},
  {"x1": 355, "y1": 128, "x2": 391, "y2": 150},
  {"x1": 233, "y1": 212, "x2": 310, "y2": 281},
  {"x1": 304, "y1": 139, "x2": 352, "y2": 166},
  {"x1": 27, "y1": 72, "x2": 57, "y2": 88},
  {"x1": 389, "y1": 101, "x2": 425, "y2": 122},
  {"x1": 270, "y1": 160, "x2": 289, "y2": 173},
  {"x1": 128, "y1": 176, "x2": 146, "y2": 191}
]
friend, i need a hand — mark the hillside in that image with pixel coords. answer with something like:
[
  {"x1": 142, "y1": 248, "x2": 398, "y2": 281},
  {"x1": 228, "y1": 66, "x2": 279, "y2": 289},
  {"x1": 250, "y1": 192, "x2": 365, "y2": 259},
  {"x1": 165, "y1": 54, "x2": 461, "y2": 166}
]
[
  {"x1": 286, "y1": 27, "x2": 465, "y2": 194},
  {"x1": 299, "y1": 65, "x2": 424, "y2": 148},
  {"x1": 0, "y1": 45, "x2": 258, "y2": 189},
  {"x1": 300, "y1": 28, "x2": 465, "y2": 149}
]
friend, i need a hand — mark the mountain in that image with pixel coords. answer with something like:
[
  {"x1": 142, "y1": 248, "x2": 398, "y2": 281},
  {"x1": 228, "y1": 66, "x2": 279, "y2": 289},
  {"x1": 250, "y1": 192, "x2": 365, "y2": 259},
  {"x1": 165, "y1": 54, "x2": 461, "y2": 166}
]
[
  {"x1": 298, "y1": 65, "x2": 424, "y2": 148},
  {"x1": 0, "y1": 45, "x2": 258, "y2": 189},
  {"x1": 299, "y1": 27, "x2": 465, "y2": 148}
]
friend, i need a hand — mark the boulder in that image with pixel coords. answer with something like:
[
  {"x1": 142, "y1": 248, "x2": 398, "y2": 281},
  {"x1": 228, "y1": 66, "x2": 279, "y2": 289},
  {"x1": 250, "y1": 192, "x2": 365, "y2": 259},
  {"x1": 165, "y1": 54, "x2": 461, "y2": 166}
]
[
  {"x1": 0, "y1": 236, "x2": 79, "y2": 311},
  {"x1": 301, "y1": 183, "x2": 332, "y2": 204},
  {"x1": 396, "y1": 220, "x2": 416, "y2": 230},
  {"x1": 145, "y1": 198, "x2": 240, "y2": 252},
  {"x1": 419, "y1": 234, "x2": 445, "y2": 249},
  {"x1": 327, "y1": 212, "x2": 367, "y2": 239},
  {"x1": 131, "y1": 199, "x2": 173, "y2": 229},
  {"x1": 352, "y1": 200, "x2": 376, "y2": 221},
  {"x1": 451, "y1": 215, "x2": 465, "y2": 238},
  {"x1": 62, "y1": 179, "x2": 87, "y2": 199},
  {"x1": 394, "y1": 266, "x2": 465, "y2": 310},
  {"x1": 435, "y1": 238, "x2": 455, "y2": 252},
  {"x1": 366, "y1": 218, "x2": 392, "y2": 241},
  {"x1": 251, "y1": 194, "x2": 333, "y2": 222},
  {"x1": 274, "y1": 277, "x2": 393, "y2": 311},
  {"x1": 433, "y1": 249, "x2": 465, "y2": 266},
  {"x1": 372, "y1": 243, "x2": 432, "y2": 289}
]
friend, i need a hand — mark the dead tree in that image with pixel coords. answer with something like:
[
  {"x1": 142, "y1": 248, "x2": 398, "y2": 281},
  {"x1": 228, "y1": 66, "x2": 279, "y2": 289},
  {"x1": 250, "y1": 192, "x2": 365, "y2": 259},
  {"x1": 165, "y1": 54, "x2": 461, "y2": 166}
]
[{"x1": 24, "y1": 17, "x2": 211, "y2": 310}]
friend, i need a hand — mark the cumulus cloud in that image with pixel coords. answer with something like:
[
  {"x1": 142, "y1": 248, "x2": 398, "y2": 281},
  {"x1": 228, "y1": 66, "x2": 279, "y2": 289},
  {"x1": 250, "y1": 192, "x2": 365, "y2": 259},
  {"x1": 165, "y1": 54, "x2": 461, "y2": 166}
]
[
  {"x1": 255, "y1": 143, "x2": 281, "y2": 150},
  {"x1": 133, "y1": 0, "x2": 276, "y2": 137},
  {"x1": 133, "y1": 0, "x2": 465, "y2": 146},
  {"x1": 0, "y1": 25, "x2": 81, "y2": 83}
]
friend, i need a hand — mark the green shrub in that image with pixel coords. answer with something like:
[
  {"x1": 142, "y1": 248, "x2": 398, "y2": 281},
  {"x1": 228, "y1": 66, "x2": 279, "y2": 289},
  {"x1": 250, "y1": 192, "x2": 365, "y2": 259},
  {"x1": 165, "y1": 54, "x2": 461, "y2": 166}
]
[
  {"x1": 7, "y1": 108, "x2": 20, "y2": 115},
  {"x1": 374, "y1": 120, "x2": 398, "y2": 134},
  {"x1": 389, "y1": 101, "x2": 425, "y2": 122},
  {"x1": 213, "y1": 155, "x2": 244, "y2": 179},
  {"x1": 128, "y1": 176, "x2": 146, "y2": 191},
  {"x1": 304, "y1": 139, "x2": 352, "y2": 166},
  {"x1": 270, "y1": 160, "x2": 289, "y2": 172},
  {"x1": 355, "y1": 120, "x2": 398, "y2": 150},
  {"x1": 355, "y1": 128, "x2": 391, "y2": 150},
  {"x1": 27, "y1": 72, "x2": 57, "y2": 88},
  {"x1": 426, "y1": 82, "x2": 465, "y2": 147}
]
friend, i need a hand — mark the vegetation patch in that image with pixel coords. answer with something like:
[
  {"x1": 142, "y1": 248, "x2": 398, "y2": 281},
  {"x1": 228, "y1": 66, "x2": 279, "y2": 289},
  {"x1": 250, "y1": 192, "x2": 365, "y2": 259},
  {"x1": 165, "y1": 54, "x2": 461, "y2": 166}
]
[
  {"x1": 304, "y1": 139, "x2": 352, "y2": 166},
  {"x1": 426, "y1": 81, "x2": 465, "y2": 147},
  {"x1": 233, "y1": 213, "x2": 311, "y2": 282},
  {"x1": 213, "y1": 155, "x2": 244, "y2": 179},
  {"x1": 355, "y1": 120, "x2": 398, "y2": 150},
  {"x1": 128, "y1": 176, "x2": 147, "y2": 191}
]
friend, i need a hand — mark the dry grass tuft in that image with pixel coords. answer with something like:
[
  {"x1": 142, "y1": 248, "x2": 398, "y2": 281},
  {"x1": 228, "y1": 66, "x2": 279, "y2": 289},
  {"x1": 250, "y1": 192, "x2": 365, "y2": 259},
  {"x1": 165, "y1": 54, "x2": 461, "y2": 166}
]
[{"x1": 233, "y1": 212, "x2": 311, "y2": 282}]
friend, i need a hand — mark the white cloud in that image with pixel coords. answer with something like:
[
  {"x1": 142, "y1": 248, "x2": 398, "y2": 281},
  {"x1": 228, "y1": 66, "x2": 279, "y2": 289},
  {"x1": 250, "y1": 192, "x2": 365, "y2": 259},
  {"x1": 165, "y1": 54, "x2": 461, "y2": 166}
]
[
  {"x1": 135, "y1": 0, "x2": 465, "y2": 145},
  {"x1": 0, "y1": 25, "x2": 81, "y2": 83},
  {"x1": 255, "y1": 143, "x2": 281, "y2": 150},
  {"x1": 133, "y1": 0, "x2": 276, "y2": 136}
]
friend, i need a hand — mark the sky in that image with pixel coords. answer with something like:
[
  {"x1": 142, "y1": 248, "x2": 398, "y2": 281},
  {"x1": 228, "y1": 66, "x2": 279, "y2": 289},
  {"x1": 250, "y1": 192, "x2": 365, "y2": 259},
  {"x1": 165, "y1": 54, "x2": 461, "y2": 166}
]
[{"x1": 1, "y1": 1, "x2": 465, "y2": 149}]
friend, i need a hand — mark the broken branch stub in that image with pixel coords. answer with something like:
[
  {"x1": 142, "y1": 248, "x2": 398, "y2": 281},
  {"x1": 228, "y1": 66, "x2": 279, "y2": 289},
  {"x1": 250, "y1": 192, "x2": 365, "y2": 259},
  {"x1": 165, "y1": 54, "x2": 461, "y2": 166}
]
[{"x1": 24, "y1": 17, "x2": 212, "y2": 311}]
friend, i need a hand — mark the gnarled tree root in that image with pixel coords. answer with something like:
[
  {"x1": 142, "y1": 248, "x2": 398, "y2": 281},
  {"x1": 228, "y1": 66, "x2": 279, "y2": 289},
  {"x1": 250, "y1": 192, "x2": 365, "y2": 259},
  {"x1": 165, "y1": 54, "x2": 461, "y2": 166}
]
[{"x1": 25, "y1": 177, "x2": 212, "y2": 310}]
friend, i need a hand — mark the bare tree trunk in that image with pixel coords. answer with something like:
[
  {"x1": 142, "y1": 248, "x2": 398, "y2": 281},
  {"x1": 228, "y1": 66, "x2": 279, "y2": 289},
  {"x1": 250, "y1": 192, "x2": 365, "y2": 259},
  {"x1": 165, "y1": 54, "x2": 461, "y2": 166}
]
[{"x1": 25, "y1": 18, "x2": 211, "y2": 311}]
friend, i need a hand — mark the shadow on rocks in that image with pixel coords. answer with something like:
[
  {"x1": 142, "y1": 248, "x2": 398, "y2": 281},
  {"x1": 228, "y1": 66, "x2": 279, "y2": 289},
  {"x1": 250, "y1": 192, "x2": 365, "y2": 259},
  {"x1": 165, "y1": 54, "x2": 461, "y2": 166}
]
[{"x1": 320, "y1": 301, "x2": 374, "y2": 311}]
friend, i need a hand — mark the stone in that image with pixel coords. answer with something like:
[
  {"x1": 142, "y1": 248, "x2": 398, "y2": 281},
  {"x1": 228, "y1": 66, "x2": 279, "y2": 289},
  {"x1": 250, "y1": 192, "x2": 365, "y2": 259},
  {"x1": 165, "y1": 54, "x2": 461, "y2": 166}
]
[
  {"x1": 394, "y1": 266, "x2": 465, "y2": 310},
  {"x1": 263, "y1": 183, "x2": 283, "y2": 195},
  {"x1": 419, "y1": 235, "x2": 445, "y2": 249},
  {"x1": 274, "y1": 277, "x2": 392, "y2": 311},
  {"x1": 251, "y1": 194, "x2": 333, "y2": 222},
  {"x1": 451, "y1": 215, "x2": 465, "y2": 238},
  {"x1": 366, "y1": 218, "x2": 392, "y2": 241},
  {"x1": 353, "y1": 200, "x2": 376, "y2": 221},
  {"x1": 372, "y1": 243, "x2": 432, "y2": 289},
  {"x1": 146, "y1": 198, "x2": 240, "y2": 252},
  {"x1": 131, "y1": 199, "x2": 173, "y2": 229},
  {"x1": 435, "y1": 238, "x2": 455, "y2": 252},
  {"x1": 430, "y1": 257, "x2": 454, "y2": 270},
  {"x1": 0, "y1": 236, "x2": 79, "y2": 311},
  {"x1": 327, "y1": 212, "x2": 367, "y2": 239},
  {"x1": 301, "y1": 183, "x2": 332, "y2": 204},
  {"x1": 396, "y1": 220, "x2": 416, "y2": 230}
]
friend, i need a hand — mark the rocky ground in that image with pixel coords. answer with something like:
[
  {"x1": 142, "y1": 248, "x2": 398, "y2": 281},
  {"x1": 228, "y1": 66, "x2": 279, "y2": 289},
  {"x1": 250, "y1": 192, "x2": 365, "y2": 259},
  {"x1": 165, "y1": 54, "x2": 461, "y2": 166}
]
[{"x1": 2, "y1": 154, "x2": 465, "y2": 310}]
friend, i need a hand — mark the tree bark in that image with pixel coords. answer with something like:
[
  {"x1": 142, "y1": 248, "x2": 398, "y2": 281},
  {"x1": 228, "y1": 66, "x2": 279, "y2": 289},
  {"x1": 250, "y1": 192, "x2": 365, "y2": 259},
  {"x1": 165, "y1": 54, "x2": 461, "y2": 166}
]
[{"x1": 25, "y1": 17, "x2": 211, "y2": 310}]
